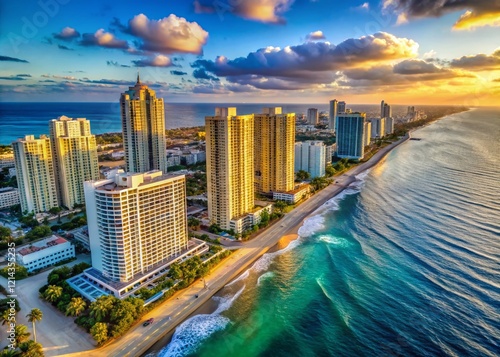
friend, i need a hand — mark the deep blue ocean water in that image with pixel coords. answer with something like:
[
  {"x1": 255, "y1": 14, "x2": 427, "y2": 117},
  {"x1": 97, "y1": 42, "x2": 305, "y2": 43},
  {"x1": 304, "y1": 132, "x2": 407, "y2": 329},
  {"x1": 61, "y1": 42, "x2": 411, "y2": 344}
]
[
  {"x1": 153, "y1": 108, "x2": 500, "y2": 357},
  {"x1": 0, "y1": 102, "x2": 398, "y2": 145}
]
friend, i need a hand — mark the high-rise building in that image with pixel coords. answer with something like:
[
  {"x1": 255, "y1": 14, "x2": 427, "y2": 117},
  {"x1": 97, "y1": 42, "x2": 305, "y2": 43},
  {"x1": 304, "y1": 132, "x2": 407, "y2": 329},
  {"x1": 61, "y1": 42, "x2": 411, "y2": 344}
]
[
  {"x1": 385, "y1": 117, "x2": 394, "y2": 135},
  {"x1": 381, "y1": 100, "x2": 385, "y2": 118},
  {"x1": 13, "y1": 135, "x2": 58, "y2": 213},
  {"x1": 295, "y1": 141, "x2": 326, "y2": 178},
  {"x1": 364, "y1": 121, "x2": 372, "y2": 147},
  {"x1": 336, "y1": 113, "x2": 367, "y2": 160},
  {"x1": 120, "y1": 75, "x2": 167, "y2": 173},
  {"x1": 369, "y1": 117, "x2": 386, "y2": 138},
  {"x1": 254, "y1": 107, "x2": 295, "y2": 195},
  {"x1": 49, "y1": 116, "x2": 99, "y2": 209},
  {"x1": 68, "y1": 170, "x2": 208, "y2": 300},
  {"x1": 307, "y1": 108, "x2": 319, "y2": 125},
  {"x1": 338, "y1": 101, "x2": 347, "y2": 114},
  {"x1": 329, "y1": 100, "x2": 338, "y2": 132},
  {"x1": 382, "y1": 102, "x2": 392, "y2": 118},
  {"x1": 206, "y1": 108, "x2": 254, "y2": 231}
]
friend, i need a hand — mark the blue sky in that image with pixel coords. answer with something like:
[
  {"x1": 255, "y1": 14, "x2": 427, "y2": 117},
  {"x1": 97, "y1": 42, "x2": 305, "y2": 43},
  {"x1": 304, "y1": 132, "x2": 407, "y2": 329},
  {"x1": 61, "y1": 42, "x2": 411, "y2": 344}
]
[{"x1": 1, "y1": 0, "x2": 499, "y2": 104}]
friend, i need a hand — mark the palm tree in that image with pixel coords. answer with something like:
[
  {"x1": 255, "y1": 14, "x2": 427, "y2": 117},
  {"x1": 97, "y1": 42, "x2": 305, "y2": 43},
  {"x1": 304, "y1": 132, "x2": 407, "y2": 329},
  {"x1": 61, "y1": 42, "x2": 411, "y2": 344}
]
[
  {"x1": 0, "y1": 348, "x2": 19, "y2": 357},
  {"x1": 1, "y1": 309, "x2": 13, "y2": 325},
  {"x1": 43, "y1": 285, "x2": 62, "y2": 303},
  {"x1": 19, "y1": 340, "x2": 44, "y2": 357},
  {"x1": 66, "y1": 297, "x2": 86, "y2": 317},
  {"x1": 14, "y1": 324, "x2": 30, "y2": 346},
  {"x1": 90, "y1": 322, "x2": 108, "y2": 345},
  {"x1": 89, "y1": 295, "x2": 115, "y2": 322},
  {"x1": 26, "y1": 308, "x2": 43, "y2": 342}
]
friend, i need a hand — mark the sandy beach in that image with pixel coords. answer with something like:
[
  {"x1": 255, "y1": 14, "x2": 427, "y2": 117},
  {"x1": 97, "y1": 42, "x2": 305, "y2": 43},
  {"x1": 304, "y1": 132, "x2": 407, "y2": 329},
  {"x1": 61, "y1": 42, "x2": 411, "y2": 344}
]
[{"x1": 58, "y1": 133, "x2": 409, "y2": 357}]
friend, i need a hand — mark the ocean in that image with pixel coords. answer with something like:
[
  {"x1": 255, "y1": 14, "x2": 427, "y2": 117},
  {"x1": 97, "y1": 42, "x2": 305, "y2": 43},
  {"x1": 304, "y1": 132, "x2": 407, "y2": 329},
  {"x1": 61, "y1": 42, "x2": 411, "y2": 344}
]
[
  {"x1": 149, "y1": 108, "x2": 500, "y2": 357},
  {"x1": 0, "y1": 102, "x2": 412, "y2": 145}
]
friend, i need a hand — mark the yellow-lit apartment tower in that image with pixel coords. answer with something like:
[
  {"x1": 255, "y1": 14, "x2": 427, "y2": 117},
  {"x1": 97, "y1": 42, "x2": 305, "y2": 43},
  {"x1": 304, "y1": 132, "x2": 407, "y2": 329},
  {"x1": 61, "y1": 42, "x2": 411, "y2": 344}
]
[
  {"x1": 12, "y1": 135, "x2": 58, "y2": 213},
  {"x1": 206, "y1": 108, "x2": 254, "y2": 231},
  {"x1": 49, "y1": 116, "x2": 99, "y2": 209},
  {"x1": 254, "y1": 107, "x2": 295, "y2": 194},
  {"x1": 120, "y1": 75, "x2": 167, "y2": 173}
]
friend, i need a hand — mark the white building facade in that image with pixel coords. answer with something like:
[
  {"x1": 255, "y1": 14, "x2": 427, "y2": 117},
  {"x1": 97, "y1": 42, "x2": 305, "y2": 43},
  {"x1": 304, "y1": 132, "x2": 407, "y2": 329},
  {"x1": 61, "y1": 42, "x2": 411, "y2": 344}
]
[
  {"x1": 16, "y1": 236, "x2": 75, "y2": 272},
  {"x1": 295, "y1": 141, "x2": 326, "y2": 178}
]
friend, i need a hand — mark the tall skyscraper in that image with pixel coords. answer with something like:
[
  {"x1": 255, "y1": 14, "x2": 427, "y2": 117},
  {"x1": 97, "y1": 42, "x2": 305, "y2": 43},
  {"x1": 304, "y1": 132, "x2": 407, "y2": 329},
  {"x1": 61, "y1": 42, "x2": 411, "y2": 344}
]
[
  {"x1": 206, "y1": 108, "x2": 254, "y2": 231},
  {"x1": 382, "y1": 102, "x2": 392, "y2": 118},
  {"x1": 49, "y1": 116, "x2": 99, "y2": 209},
  {"x1": 254, "y1": 107, "x2": 296, "y2": 195},
  {"x1": 381, "y1": 100, "x2": 385, "y2": 118},
  {"x1": 13, "y1": 135, "x2": 58, "y2": 213},
  {"x1": 369, "y1": 117, "x2": 386, "y2": 138},
  {"x1": 120, "y1": 75, "x2": 167, "y2": 173},
  {"x1": 307, "y1": 108, "x2": 319, "y2": 125},
  {"x1": 338, "y1": 101, "x2": 347, "y2": 114},
  {"x1": 295, "y1": 141, "x2": 326, "y2": 178},
  {"x1": 329, "y1": 100, "x2": 338, "y2": 132},
  {"x1": 385, "y1": 117, "x2": 394, "y2": 135},
  {"x1": 336, "y1": 113, "x2": 367, "y2": 160},
  {"x1": 84, "y1": 170, "x2": 189, "y2": 283}
]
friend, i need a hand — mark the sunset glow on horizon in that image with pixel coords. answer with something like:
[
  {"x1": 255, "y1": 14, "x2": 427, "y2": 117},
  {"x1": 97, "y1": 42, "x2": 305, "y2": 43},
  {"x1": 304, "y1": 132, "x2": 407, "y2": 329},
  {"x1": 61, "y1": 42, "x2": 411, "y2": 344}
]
[{"x1": 1, "y1": 0, "x2": 499, "y2": 105}]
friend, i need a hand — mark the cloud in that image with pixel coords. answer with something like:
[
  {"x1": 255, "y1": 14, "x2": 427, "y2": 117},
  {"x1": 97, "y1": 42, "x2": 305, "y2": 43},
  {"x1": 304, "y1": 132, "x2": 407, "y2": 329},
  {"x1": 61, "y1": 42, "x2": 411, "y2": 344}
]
[
  {"x1": 53, "y1": 27, "x2": 80, "y2": 41},
  {"x1": 125, "y1": 14, "x2": 208, "y2": 54},
  {"x1": 355, "y1": 2, "x2": 370, "y2": 11},
  {"x1": 132, "y1": 55, "x2": 173, "y2": 67},
  {"x1": 423, "y1": 50, "x2": 437, "y2": 59},
  {"x1": 0, "y1": 55, "x2": 29, "y2": 63},
  {"x1": 450, "y1": 49, "x2": 500, "y2": 70},
  {"x1": 58, "y1": 44, "x2": 74, "y2": 51},
  {"x1": 192, "y1": 32, "x2": 418, "y2": 80},
  {"x1": 170, "y1": 70, "x2": 187, "y2": 76},
  {"x1": 193, "y1": 68, "x2": 219, "y2": 81},
  {"x1": 80, "y1": 29, "x2": 129, "y2": 49},
  {"x1": 107, "y1": 60, "x2": 131, "y2": 68},
  {"x1": 194, "y1": 0, "x2": 294, "y2": 24},
  {"x1": 79, "y1": 78, "x2": 132, "y2": 85},
  {"x1": 383, "y1": 0, "x2": 500, "y2": 30},
  {"x1": 306, "y1": 31, "x2": 325, "y2": 41},
  {"x1": 0, "y1": 74, "x2": 31, "y2": 81}
]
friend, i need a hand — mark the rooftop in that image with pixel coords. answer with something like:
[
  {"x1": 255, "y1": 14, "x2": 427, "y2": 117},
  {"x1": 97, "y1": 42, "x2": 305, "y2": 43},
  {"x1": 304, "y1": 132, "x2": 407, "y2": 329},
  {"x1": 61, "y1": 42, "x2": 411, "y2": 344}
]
[{"x1": 17, "y1": 235, "x2": 68, "y2": 256}]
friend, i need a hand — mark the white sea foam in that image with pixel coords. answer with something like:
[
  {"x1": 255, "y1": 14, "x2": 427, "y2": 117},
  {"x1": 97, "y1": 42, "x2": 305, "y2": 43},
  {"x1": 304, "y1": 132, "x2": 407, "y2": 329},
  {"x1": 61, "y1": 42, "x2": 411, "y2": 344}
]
[
  {"x1": 318, "y1": 235, "x2": 352, "y2": 248},
  {"x1": 298, "y1": 214, "x2": 326, "y2": 237},
  {"x1": 160, "y1": 285, "x2": 246, "y2": 357},
  {"x1": 224, "y1": 269, "x2": 250, "y2": 287},
  {"x1": 257, "y1": 271, "x2": 276, "y2": 286},
  {"x1": 251, "y1": 238, "x2": 302, "y2": 273}
]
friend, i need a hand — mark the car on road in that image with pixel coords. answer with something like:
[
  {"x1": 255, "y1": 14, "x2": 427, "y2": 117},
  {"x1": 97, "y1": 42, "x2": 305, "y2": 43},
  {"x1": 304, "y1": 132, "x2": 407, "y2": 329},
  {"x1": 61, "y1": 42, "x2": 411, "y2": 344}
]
[{"x1": 143, "y1": 318, "x2": 154, "y2": 327}]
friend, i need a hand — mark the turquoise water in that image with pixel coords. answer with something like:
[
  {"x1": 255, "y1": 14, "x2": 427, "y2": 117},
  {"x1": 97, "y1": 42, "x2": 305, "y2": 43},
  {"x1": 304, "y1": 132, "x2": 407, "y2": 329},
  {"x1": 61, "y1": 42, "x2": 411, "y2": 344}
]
[{"x1": 157, "y1": 108, "x2": 500, "y2": 357}]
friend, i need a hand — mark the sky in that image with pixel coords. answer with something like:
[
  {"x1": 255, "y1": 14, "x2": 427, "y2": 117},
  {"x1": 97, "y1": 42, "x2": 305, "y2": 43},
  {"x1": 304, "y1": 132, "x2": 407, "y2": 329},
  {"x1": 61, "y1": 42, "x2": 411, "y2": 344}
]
[{"x1": 0, "y1": 0, "x2": 499, "y2": 105}]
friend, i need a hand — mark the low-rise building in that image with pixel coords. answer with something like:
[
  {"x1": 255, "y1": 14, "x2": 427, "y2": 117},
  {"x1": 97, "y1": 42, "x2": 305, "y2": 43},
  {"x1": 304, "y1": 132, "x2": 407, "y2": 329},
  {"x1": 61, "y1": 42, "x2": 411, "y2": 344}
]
[
  {"x1": 0, "y1": 154, "x2": 15, "y2": 169},
  {"x1": 16, "y1": 235, "x2": 75, "y2": 272},
  {"x1": 0, "y1": 187, "x2": 20, "y2": 209},
  {"x1": 273, "y1": 184, "x2": 311, "y2": 204},
  {"x1": 229, "y1": 202, "x2": 273, "y2": 234}
]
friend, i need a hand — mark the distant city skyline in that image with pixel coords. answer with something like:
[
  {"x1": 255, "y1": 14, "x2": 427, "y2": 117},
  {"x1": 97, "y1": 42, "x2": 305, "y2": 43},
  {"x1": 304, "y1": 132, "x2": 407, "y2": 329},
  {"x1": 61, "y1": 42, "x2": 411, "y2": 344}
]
[{"x1": 1, "y1": 1, "x2": 499, "y2": 105}]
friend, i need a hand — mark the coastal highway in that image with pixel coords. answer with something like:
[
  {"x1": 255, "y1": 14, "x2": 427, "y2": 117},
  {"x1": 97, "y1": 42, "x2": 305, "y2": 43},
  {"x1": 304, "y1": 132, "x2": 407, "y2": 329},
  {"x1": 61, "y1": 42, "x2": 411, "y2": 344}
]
[{"x1": 60, "y1": 134, "x2": 409, "y2": 357}]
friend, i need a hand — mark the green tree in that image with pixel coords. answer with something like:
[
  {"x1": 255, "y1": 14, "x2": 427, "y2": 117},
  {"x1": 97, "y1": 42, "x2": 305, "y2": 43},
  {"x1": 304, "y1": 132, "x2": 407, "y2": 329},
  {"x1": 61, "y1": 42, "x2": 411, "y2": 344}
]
[
  {"x1": 0, "y1": 226, "x2": 11, "y2": 241},
  {"x1": 259, "y1": 210, "x2": 270, "y2": 228},
  {"x1": 89, "y1": 295, "x2": 116, "y2": 322},
  {"x1": 296, "y1": 170, "x2": 311, "y2": 182},
  {"x1": 26, "y1": 308, "x2": 43, "y2": 342},
  {"x1": 273, "y1": 200, "x2": 287, "y2": 214},
  {"x1": 14, "y1": 324, "x2": 30, "y2": 346},
  {"x1": 168, "y1": 263, "x2": 182, "y2": 280},
  {"x1": 48, "y1": 207, "x2": 62, "y2": 215},
  {"x1": 325, "y1": 164, "x2": 336, "y2": 177},
  {"x1": 18, "y1": 340, "x2": 45, "y2": 357},
  {"x1": 25, "y1": 225, "x2": 52, "y2": 241},
  {"x1": 1, "y1": 309, "x2": 13, "y2": 325},
  {"x1": 43, "y1": 285, "x2": 63, "y2": 303},
  {"x1": 0, "y1": 348, "x2": 19, "y2": 357},
  {"x1": 90, "y1": 322, "x2": 109, "y2": 345},
  {"x1": 66, "y1": 297, "x2": 86, "y2": 317},
  {"x1": 208, "y1": 223, "x2": 221, "y2": 234},
  {"x1": 188, "y1": 217, "x2": 201, "y2": 230}
]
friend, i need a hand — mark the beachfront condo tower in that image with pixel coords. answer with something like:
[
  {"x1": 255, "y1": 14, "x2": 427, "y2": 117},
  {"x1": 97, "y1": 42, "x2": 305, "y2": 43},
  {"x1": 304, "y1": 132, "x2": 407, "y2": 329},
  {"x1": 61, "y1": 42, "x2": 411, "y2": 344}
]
[
  {"x1": 49, "y1": 116, "x2": 99, "y2": 209},
  {"x1": 12, "y1": 135, "x2": 59, "y2": 213},
  {"x1": 254, "y1": 107, "x2": 296, "y2": 195},
  {"x1": 329, "y1": 100, "x2": 338, "y2": 132},
  {"x1": 120, "y1": 74, "x2": 167, "y2": 173},
  {"x1": 294, "y1": 141, "x2": 326, "y2": 179},
  {"x1": 206, "y1": 108, "x2": 255, "y2": 232},
  {"x1": 307, "y1": 108, "x2": 319, "y2": 125},
  {"x1": 336, "y1": 112, "x2": 367, "y2": 160}
]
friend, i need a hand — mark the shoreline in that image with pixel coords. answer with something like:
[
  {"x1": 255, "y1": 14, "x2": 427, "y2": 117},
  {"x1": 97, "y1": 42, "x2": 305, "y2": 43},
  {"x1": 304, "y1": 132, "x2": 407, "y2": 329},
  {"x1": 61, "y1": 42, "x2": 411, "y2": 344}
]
[{"x1": 140, "y1": 133, "x2": 412, "y2": 356}]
